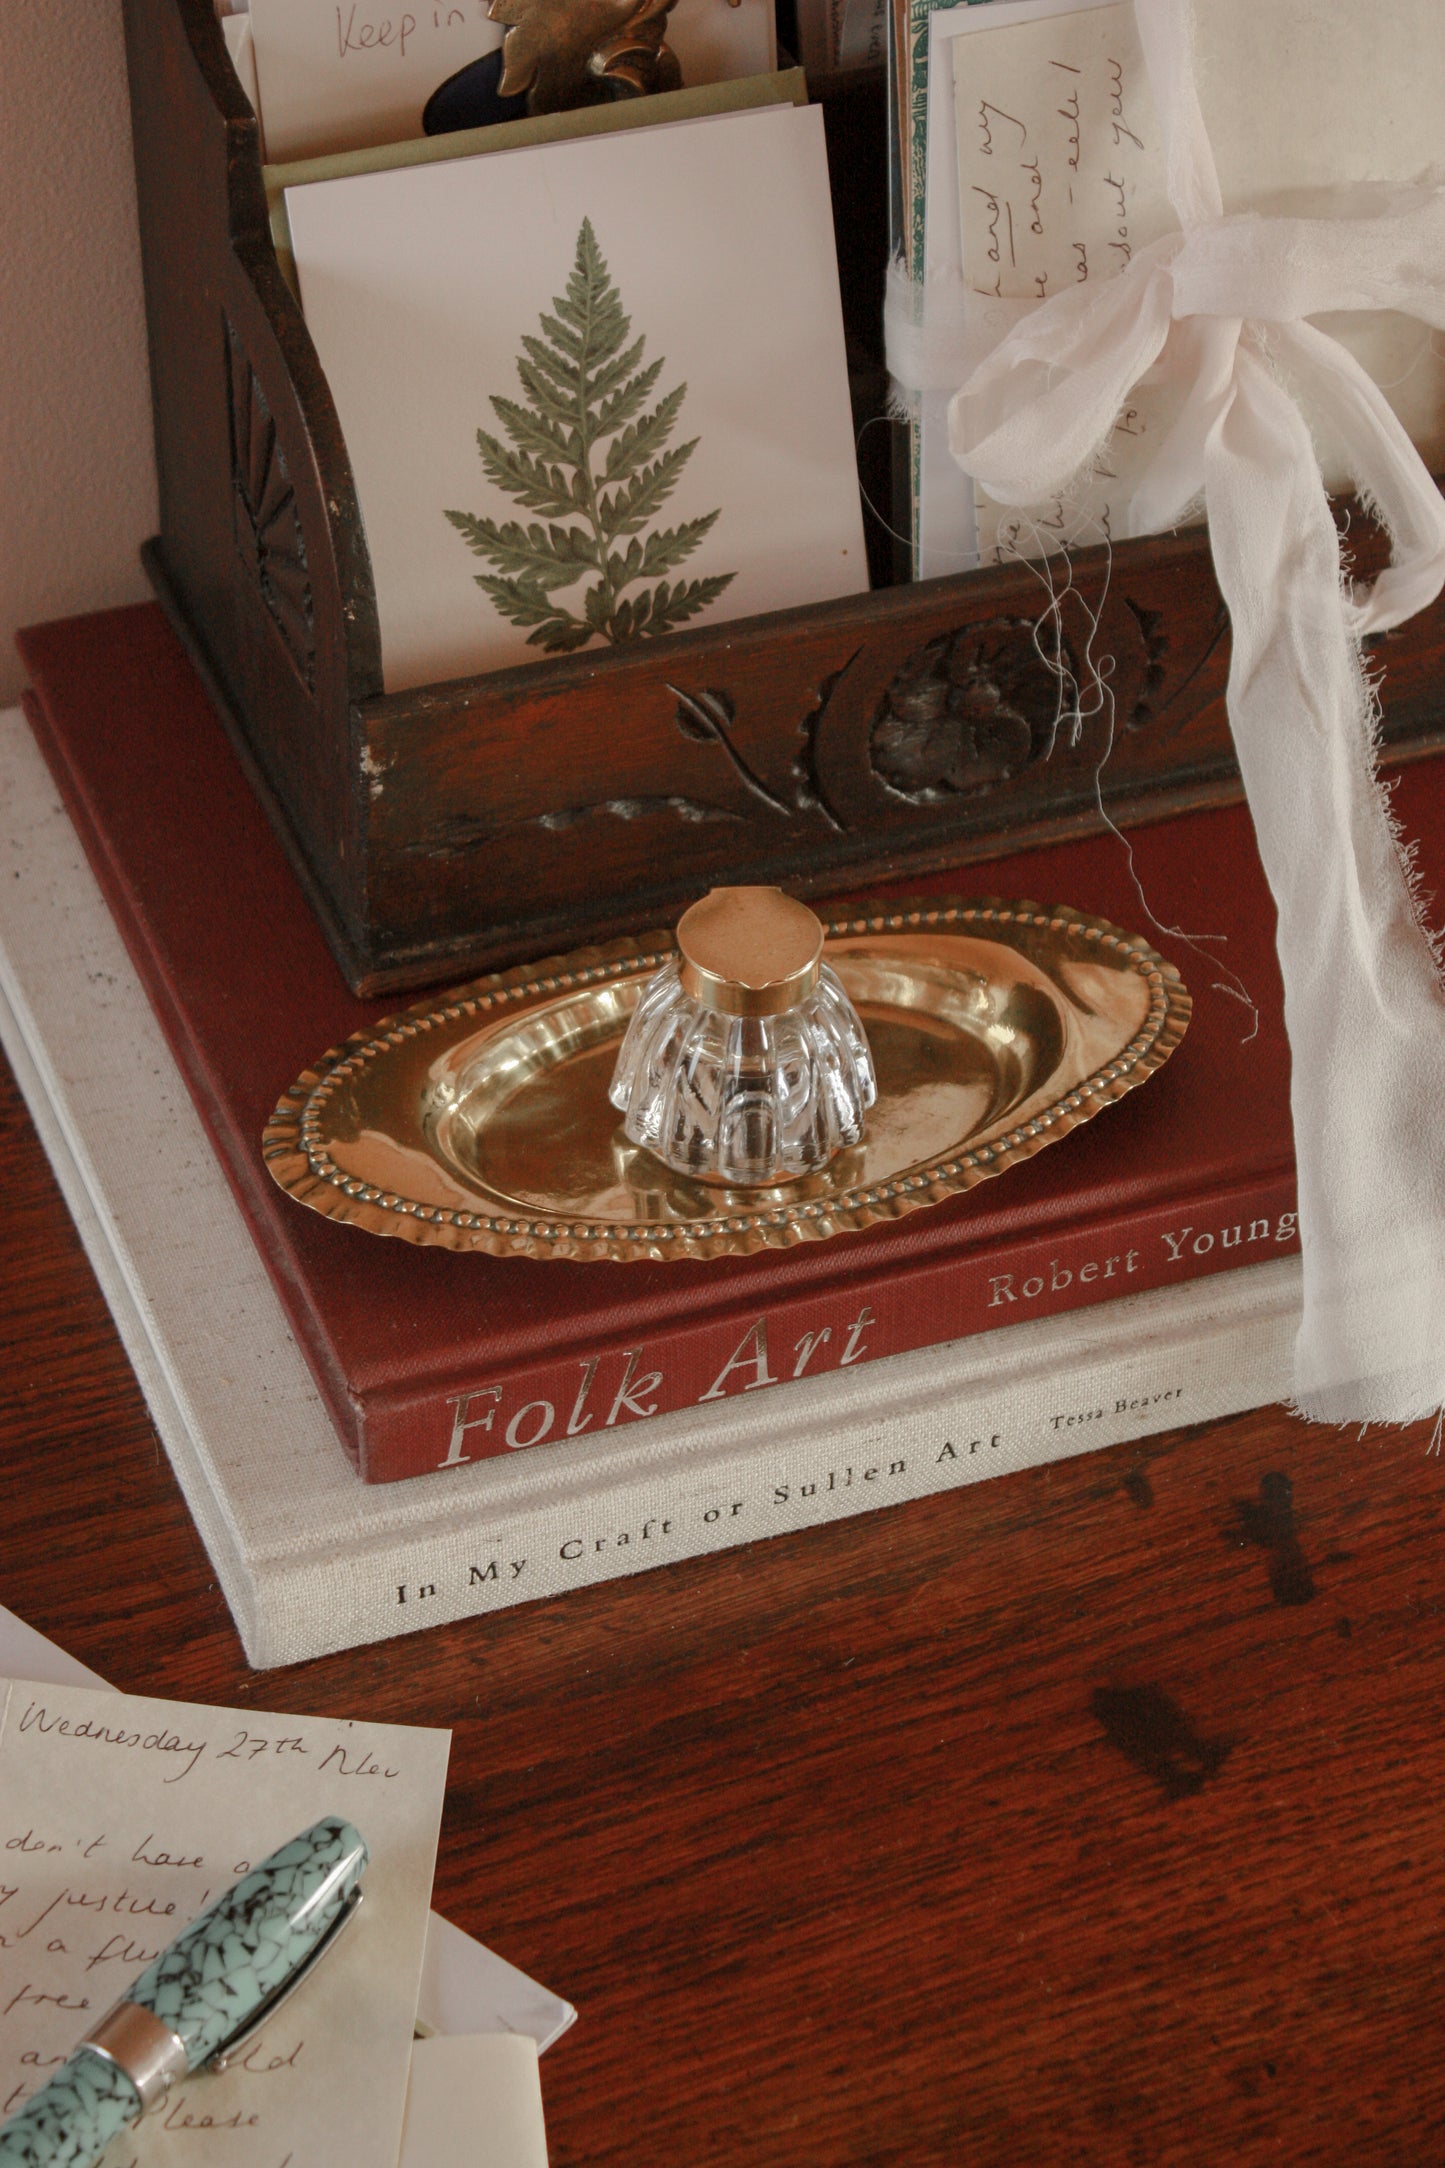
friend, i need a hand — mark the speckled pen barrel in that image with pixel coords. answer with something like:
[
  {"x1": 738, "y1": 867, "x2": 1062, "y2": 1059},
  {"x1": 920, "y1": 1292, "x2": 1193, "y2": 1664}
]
[{"x1": 0, "y1": 1817, "x2": 367, "y2": 2168}]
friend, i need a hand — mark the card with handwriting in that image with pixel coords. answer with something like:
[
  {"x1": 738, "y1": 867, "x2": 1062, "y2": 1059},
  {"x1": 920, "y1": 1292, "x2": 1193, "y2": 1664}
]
[
  {"x1": 250, "y1": 0, "x2": 501, "y2": 162},
  {"x1": 249, "y1": 0, "x2": 777, "y2": 163},
  {"x1": 926, "y1": 0, "x2": 1445, "y2": 570},
  {"x1": 0, "y1": 1678, "x2": 450, "y2": 2167},
  {"x1": 946, "y1": 0, "x2": 1175, "y2": 565}
]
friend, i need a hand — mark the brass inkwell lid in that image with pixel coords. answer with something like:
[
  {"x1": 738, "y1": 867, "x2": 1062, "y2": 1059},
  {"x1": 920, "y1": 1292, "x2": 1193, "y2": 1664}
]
[{"x1": 675, "y1": 886, "x2": 824, "y2": 1015}]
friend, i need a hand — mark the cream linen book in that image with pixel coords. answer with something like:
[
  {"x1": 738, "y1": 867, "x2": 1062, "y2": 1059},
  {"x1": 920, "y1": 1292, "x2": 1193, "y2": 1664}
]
[{"x1": 0, "y1": 708, "x2": 1299, "y2": 1669}]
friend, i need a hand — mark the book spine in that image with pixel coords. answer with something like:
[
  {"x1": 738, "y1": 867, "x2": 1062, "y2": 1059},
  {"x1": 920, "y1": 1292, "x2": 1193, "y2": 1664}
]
[
  {"x1": 253, "y1": 1264, "x2": 1299, "y2": 1665},
  {"x1": 357, "y1": 1171, "x2": 1300, "y2": 1481}
]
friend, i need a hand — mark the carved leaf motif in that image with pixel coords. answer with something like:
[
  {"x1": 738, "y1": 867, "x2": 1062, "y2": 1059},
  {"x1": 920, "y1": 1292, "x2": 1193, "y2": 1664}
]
[
  {"x1": 1128, "y1": 595, "x2": 1229, "y2": 740},
  {"x1": 226, "y1": 322, "x2": 315, "y2": 691},
  {"x1": 426, "y1": 670, "x2": 862, "y2": 855},
  {"x1": 792, "y1": 651, "x2": 860, "y2": 834},
  {"x1": 672, "y1": 687, "x2": 736, "y2": 743},
  {"x1": 405, "y1": 794, "x2": 744, "y2": 857},
  {"x1": 1122, "y1": 598, "x2": 1169, "y2": 730}
]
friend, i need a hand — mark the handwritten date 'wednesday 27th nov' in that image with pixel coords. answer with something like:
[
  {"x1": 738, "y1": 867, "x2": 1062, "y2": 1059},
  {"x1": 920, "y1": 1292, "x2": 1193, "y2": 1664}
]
[{"x1": 0, "y1": 1678, "x2": 449, "y2": 2167}]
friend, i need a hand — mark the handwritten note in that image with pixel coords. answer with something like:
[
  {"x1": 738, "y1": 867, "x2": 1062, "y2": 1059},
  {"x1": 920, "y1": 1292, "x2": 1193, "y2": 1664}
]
[
  {"x1": 940, "y1": 0, "x2": 1445, "y2": 568},
  {"x1": 249, "y1": 0, "x2": 504, "y2": 163},
  {"x1": 0, "y1": 1678, "x2": 450, "y2": 2168},
  {"x1": 951, "y1": 0, "x2": 1176, "y2": 564}
]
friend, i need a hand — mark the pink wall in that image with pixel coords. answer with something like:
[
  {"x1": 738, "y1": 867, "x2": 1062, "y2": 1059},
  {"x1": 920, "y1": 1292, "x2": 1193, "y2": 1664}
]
[{"x1": 0, "y1": 1, "x2": 158, "y2": 707}]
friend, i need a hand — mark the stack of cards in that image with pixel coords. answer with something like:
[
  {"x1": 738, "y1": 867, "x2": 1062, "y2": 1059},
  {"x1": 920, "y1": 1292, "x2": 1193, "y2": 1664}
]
[
  {"x1": 239, "y1": 0, "x2": 777, "y2": 161},
  {"x1": 211, "y1": 0, "x2": 866, "y2": 685}
]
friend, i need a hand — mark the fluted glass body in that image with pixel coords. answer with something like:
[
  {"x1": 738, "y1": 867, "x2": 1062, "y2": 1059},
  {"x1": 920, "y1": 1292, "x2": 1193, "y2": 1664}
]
[{"x1": 609, "y1": 958, "x2": 877, "y2": 1184}]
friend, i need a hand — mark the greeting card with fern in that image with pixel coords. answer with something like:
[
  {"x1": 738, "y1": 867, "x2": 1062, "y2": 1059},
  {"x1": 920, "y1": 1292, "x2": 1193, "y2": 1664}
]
[{"x1": 285, "y1": 104, "x2": 866, "y2": 690}]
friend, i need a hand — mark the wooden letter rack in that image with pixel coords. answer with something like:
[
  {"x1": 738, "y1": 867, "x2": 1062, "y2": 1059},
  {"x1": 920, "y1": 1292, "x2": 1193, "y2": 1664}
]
[{"x1": 122, "y1": 0, "x2": 1445, "y2": 993}]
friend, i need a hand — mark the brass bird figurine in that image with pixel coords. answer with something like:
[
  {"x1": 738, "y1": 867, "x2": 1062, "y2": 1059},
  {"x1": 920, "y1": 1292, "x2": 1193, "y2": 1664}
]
[
  {"x1": 423, "y1": 0, "x2": 742, "y2": 133},
  {"x1": 492, "y1": 0, "x2": 684, "y2": 107}
]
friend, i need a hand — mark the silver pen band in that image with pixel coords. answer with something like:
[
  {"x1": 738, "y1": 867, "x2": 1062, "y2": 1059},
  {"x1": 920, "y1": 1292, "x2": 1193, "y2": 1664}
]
[{"x1": 80, "y1": 2002, "x2": 189, "y2": 2115}]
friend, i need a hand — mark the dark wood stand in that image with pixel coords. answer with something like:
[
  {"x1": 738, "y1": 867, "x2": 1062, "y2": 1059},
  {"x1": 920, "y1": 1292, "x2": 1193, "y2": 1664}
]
[{"x1": 120, "y1": 0, "x2": 1445, "y2": 994}]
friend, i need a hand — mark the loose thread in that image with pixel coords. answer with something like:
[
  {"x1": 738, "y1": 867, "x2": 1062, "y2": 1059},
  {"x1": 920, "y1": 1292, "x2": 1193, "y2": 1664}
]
[
  {"x1": 1367, "y1": 324, "x2": 1443, "y2": 396},
  {"x1": 853, "y1": 414, "x2": 983, "y2": 567},
  {"x1": 848, "y1": 442, "x2": 1299, "y2": 1047},
  {"x1": 994, "y1": 512, "x2": 1262, "y2": 1041}
]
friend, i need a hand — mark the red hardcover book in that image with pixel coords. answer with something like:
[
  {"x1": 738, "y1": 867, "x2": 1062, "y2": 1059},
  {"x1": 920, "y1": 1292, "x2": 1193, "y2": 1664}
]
[{"x1": 15, "y1": 602, "x2": 1332, "y2": 1483}]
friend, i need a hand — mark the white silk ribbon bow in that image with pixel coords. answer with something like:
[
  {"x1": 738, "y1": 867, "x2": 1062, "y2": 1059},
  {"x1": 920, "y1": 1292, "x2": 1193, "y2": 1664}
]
[{"x1": 948, "y1": 0, "x2": 1445, "y2": 1422}]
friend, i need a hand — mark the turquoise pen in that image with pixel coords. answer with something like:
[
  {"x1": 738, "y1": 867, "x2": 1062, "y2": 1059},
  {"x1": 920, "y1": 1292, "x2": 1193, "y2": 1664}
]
[{"x1": 0, "y1": 1816, "x2": 367, "y2": 2168}]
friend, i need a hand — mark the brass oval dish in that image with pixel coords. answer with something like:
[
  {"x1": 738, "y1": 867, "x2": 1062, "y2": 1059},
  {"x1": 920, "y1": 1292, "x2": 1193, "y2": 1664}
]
[{"x1": 263, "y1": 899, "x2": 1190, "y2": 1263}]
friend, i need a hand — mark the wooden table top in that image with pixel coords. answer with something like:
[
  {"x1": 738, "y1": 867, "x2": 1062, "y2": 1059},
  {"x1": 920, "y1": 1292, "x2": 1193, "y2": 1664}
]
[{"x1": 2, "y1": 1040, "x2": 1443, "y2": 2166}]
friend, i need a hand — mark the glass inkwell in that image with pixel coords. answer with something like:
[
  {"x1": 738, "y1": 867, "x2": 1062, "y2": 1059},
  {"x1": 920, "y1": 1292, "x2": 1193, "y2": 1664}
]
[{"x1": 608, "y1": 886, "x2": 877, "y2": 1186}]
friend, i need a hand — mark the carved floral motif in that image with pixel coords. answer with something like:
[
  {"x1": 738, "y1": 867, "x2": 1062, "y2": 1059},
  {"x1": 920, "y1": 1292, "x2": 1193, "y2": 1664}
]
[
  {"x1": 869, "y1": 616, "x2": 1076, "y2": 804},
  {"x1": 409, "y1": 587, "x2": 1232, "y2": 864}
]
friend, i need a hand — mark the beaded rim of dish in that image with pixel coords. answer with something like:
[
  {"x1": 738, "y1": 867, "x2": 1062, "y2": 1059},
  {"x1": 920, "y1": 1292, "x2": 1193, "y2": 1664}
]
[{"x1": 262, "y1": 899, "x2": 1191, "y2": 1263}]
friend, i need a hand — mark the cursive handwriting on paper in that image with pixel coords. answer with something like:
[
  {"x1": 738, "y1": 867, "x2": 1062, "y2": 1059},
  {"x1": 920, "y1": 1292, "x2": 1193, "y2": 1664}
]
[
  {"x1": 16, "y1": 1699, "x2": 209, "y2": 1781},
  {"x1": 954, "y1": 5, "x2": 1169, "y2": 308},
  {"x1": 9, "y1": 1700, "x2": 407, "y2": 1790},
  {"x1": 950, "y1": 0, "x2": 1179, "y2": 565},
  {"x1": 248, "y1": 0, "x2": 503, "y2": 162},
  {"x1": 0, "y1": 1678, "x2": 449, "y2": 2167},
  {"x1": 334, "y1": 2, "x2": 493, "y2": 63}
]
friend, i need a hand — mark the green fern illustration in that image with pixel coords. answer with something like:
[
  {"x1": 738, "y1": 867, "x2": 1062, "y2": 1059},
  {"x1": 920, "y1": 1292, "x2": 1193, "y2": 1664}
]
[{"x1": 445, "y1": 218, "x2": 735, "y2": 654}]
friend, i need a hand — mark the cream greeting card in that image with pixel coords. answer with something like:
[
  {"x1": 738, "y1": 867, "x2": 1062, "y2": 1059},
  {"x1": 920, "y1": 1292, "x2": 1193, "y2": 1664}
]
[
  {"x1": 287, "y1": 103, "x2": 868, "y2": 688},
  {"x1": 0, "y1": 1678, "x2": 450, "y2": 2167}
]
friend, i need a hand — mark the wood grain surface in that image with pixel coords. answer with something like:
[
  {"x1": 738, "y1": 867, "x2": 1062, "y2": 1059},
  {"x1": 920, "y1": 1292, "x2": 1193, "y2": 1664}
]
[{"x1": 3, "y1": 1041, "x2": 1443, "y2": 2165}]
